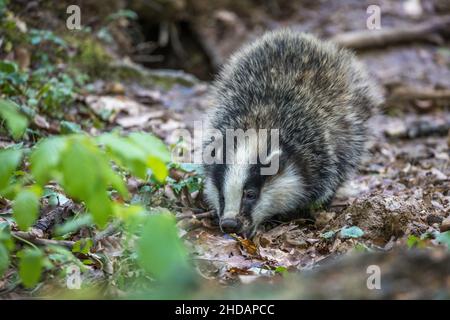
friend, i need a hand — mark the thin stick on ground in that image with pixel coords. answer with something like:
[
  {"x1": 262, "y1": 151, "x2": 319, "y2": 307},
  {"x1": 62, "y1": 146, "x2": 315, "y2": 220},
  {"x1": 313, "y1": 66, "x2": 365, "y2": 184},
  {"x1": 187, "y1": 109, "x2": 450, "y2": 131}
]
[
  {"x1": 389, "y1": 87, "x2": 450, "y2": 101},
  {"x1": 176, "y1": 210, "x2": 215, "y2": 221},
  {"x1": 12, "y1": 231, "x2": 75, "y2": 249}
]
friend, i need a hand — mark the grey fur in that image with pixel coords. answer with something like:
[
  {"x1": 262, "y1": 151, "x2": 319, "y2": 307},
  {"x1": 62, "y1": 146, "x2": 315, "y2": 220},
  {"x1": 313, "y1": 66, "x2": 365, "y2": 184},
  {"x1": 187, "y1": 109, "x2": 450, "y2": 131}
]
[{"x1": 203, "y1": 29, "x2": 383, "y2": 236}]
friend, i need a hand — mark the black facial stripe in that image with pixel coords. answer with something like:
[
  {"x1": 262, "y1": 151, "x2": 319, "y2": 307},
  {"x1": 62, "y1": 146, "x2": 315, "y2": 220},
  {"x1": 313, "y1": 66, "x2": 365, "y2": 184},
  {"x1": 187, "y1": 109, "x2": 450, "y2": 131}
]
[
  {"x1": 239, "y1": 164, "x2": 270, "y2": 222},
  {"x1": 244, "y1": 164, "x2": 267, "y2": 189}
]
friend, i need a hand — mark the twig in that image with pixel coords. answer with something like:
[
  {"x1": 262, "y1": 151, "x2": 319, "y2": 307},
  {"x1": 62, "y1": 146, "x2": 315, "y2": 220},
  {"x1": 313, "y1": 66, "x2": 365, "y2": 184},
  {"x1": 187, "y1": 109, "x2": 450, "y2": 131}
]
[
  {"x1": 93, "y1": 222, "x2": 120, "y2": 243},
  {"x1": 11, "y1": 232, "x2": 39, "y2": 250},
  {"x1": 389, "y1": 87, "x2": 450, "y2": 101},
  {"x1": 176, "y1": 210, "x2": 215, "y2": 222},
  {"x1": 331, "y1": 15, "x2": 450, "y2": 49},
  {"x1": 12, "y1": 231, "x2": 75, "y2": 249}
]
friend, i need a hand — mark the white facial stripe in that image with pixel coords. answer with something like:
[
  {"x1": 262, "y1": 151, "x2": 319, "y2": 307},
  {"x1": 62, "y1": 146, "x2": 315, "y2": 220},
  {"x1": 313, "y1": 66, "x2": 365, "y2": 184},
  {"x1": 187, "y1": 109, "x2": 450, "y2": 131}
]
[
  {"x1": 222, "y1": 138, "x2": 258, "y2": 219},
  {"x1": 204, "y1": 176, "x2": 220, "y2": 213},
  {"x1": 252, "y1": 163, "x2": 304, "y2": 227},
  {"x1": 223, "y1": 164, "x2": 248, "y2": 219}
]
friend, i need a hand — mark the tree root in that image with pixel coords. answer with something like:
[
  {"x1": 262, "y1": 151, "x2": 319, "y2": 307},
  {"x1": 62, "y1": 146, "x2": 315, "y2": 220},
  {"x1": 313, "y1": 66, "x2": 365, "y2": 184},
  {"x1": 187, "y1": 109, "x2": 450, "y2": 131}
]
[
  {"x1": 389, "y1": 87, "x2": 450, "y2": 101},
  {"x1": 331, "y1": 15, "x2": 450, "y2": 49}
]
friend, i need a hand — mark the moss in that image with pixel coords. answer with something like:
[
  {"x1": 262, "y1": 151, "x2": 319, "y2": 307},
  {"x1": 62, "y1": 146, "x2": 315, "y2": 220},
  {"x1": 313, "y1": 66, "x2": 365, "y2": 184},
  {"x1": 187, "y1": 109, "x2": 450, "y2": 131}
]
[
  {"x1": 68, "y1": 36, "x2": 112, "y2": 77},
  {"x1": 67, "y1": 35, "x2": 198, "y2": 89},
  {"x1": 108, "y1": 62, "x2": 199, "y2": 89}
]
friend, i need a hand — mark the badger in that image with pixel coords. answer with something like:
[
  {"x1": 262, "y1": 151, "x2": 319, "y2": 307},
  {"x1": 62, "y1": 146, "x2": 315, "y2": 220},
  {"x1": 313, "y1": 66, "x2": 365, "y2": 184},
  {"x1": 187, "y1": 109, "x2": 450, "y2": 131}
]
[{"x1": 202, "y1": 29, "x2": 382, "y2": 237}]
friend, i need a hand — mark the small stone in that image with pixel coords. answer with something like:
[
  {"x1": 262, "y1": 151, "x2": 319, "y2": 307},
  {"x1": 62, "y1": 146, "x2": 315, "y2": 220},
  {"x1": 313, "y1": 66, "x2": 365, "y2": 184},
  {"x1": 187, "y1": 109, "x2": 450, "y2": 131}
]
[
  {"x1": 430, "y1": 168, "x2": 447, "y2": 181},
  {"x1": 106, "y1": 82, "x2": 125, "y2": 94},
  {"x1": 431, "y1": 200, "x2": 445, "y2": 211},
  {"x1": 33, "y1": 114, "x2": 49, "y2": 129},
  {"x1": 440, "y1": 217, "x2": 450, "y2": 232}
]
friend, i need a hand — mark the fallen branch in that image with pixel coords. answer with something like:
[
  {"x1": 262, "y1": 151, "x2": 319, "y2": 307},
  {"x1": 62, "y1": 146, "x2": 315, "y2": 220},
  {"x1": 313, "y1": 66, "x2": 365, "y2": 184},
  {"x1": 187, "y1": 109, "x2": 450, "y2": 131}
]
[
  {"x1": 389, "y1": 87, "x2": 450, "y2": 101},
  {"x1": 12, "y1": 230, "x2": 75, "y2": 249},
  {"x1": 33, "y1": 206, "x2": 69, "y2": 233},
  {"x1": 331, "y1": 15, "x2": 450, "y2": 49}
]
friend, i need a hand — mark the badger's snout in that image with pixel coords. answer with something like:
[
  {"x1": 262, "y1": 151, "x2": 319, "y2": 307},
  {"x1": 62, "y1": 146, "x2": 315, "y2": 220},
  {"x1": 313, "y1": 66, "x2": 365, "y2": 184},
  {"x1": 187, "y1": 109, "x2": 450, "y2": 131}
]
[{"x1": 220, "y1": 218, "x2": 242, "y2": 234}]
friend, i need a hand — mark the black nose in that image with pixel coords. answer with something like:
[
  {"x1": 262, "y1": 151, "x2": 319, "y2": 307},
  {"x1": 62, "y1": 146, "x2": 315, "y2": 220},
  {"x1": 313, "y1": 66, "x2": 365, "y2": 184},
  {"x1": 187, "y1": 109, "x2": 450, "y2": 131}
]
[{"x1": 220, "y1": 218, "x2": 242, "y2": 234}]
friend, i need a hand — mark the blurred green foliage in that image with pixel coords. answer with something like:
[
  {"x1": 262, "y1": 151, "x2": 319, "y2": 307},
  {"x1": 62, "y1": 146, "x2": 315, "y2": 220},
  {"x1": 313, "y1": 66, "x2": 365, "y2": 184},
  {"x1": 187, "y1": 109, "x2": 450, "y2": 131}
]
[
  {"x1": 0, "y1": 99, "x2": 28, "y2": 139},
  {"x1": 0, "y1": 1, "x2": 200, "y2": 297},
  {"x1": 0, "y1": 109, "x2": 195, "y2": 292}
]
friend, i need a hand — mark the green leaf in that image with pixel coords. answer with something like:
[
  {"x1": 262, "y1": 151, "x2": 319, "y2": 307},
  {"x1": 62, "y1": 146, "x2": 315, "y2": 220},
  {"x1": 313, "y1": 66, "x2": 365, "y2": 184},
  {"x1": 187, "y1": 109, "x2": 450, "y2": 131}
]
[
  {"x1": 107, "y1": 9, "x2": 138, "y2": 21},
  {"x1": 98, "y1": 132, "x2": 170, "y2": 181},
  {"x1": 178, "y1": 163, "x2": 203, "y2": 174},
  {"x1": 44, "y1": 190, "x2": 70, "y2": 207},
  {"x1": 13, "y1": 186, "x2": 42, "y2": 231},
  {"x1": 407, "y1": 235, "x2": 420, "y2": 248},
  {"x1": 28, "y1": 29, "x2": 67, "y2": 48},
  {"x1": 274, "y1": 266, "x2": 288, "y2": 274},
  {"x1": 72, "y1": 238, "x2": 93, "y2": 254},
  {"x1": 320, "y1": 230, "x2": 336, "y2": 239},
  {"x1": 0, "y1": 60, "x2": 18, "y2": 74},
  {"x1": 0, "y1": 222, "x2": 11, "y2": 241},
  {"x1": 436, "y1": 231, "x2": 450, "y2": 250},
  {"x1": 18, "y1": 248, "x2": 44, "y2": 288},
  {"x1": 59, "y1": 137, "x2": 100, "y2": 200},
  {"x1": 0, "y1": 222, "x2": 14, "y2": 251},
  {"x1": 60, "y1": 121, "x2": 82, "y2": 134},
  {"x1": 47, "y1": 247, "x2": 82, "y2": 270},
  {"x1": 113, "y1": 203, "x2": 146, "y2": 231},
  {"x1": 54, "y1": 214, "x2": 93, "y2": 236},
  {"x1": 99, "y1": 157, "x2": 128, "y2": 199},
  {"x1": 129, "y1": 132, "x2": 171, "y2": 163},
  {"x1": 97, "y1": 133, "x2": 149, "y2": 179},
  {"x1": 354, "y1": 243, "x2": 370, "y2": 252},
  {"x1": 30, "y1": 137, "x2": 67, "y2": 185},
  {"x1": 0, "y1": 148, "x2": 22, "y2": 191},
  {"x1": 137, "y1": 213, "x2": 190, "y2": 282},
  {"x1": 128, "y1": 133, "x2": 170, "y2": 182},
  {"x1": 340, "y1": 226, "x2": 364, "y2": 239},
  {"x1": 147, "y1": 156, "x2": 168, "y2": 182},
  {"x1": 0, "y1": 0, "x2": 7, "y2": 13},
  {"x1": 59, "y1": 137, "x2": 114, "y2": 227},
  {"x1": 85, "y1": 189, "x2": 113, "y2": 228},
  {"x1": 0, "y1": 99, "x2": 28, "y2": 139},
  {"x1": 0, "y1": 243, "x2": 9, "y2": 277}
]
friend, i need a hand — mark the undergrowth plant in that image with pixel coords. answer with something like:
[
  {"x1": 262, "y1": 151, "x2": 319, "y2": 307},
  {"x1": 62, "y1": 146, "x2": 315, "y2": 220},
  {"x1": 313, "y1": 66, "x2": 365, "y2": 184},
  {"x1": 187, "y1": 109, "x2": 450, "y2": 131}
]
[{"x1": 0, "y1": 100, "x2": 194, "y2": 294}]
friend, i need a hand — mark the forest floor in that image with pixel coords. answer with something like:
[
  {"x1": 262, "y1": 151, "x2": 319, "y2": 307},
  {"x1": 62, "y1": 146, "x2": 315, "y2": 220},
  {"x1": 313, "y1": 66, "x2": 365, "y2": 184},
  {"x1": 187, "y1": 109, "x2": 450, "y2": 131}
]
[{"x1": 1, "y1": 0, "x2": 449, "y2": 299}]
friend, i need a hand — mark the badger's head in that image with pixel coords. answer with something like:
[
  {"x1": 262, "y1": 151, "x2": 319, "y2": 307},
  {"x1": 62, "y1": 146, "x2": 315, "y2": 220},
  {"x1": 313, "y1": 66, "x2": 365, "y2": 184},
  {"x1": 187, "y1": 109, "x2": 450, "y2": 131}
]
[{"x1": 203, "y1": 133, "x2": 305, "y2": 237}]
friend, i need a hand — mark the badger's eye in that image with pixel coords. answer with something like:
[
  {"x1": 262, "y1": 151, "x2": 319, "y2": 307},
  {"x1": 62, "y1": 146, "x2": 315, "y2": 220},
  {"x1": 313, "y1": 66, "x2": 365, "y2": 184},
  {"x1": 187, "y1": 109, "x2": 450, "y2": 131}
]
[{"x1": 243, "y1": 189, "x2": 258, "y2": 201}]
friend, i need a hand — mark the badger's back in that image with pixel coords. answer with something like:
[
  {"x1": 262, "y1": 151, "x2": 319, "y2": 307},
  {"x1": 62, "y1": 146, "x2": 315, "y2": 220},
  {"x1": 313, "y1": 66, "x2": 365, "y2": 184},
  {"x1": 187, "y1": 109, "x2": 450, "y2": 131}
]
[{"x1": 212, "y1": 31, "x2": 380, "y2": 128}]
